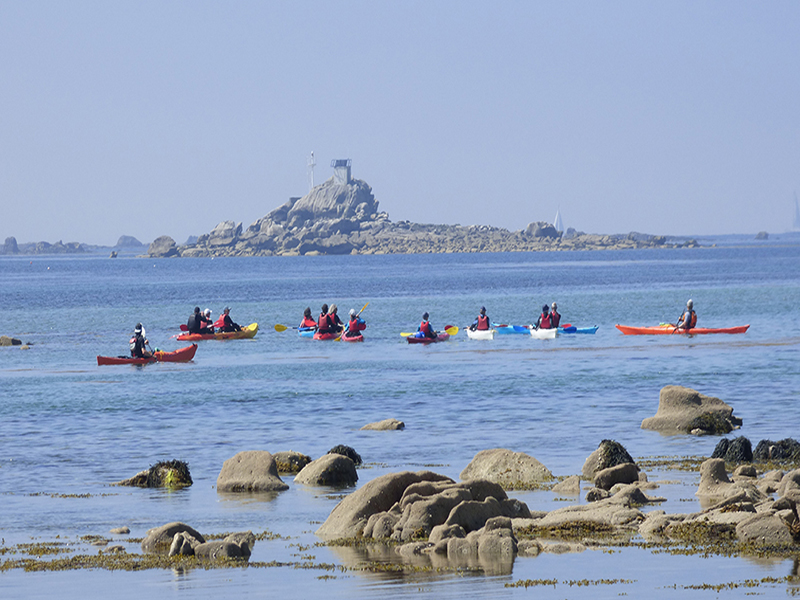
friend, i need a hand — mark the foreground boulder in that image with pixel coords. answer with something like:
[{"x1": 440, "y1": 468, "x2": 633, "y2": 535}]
[
  {"x1": 695, "y1": 458, "x2": 766, "y2": 503},
  {"x1": 582, "y1": 440, "x2": 636, "y2": 478},
  {"x1": 460, "y1": 449, "x2": 553, "y2": 489},
  {"x1": 316, "y1": 471, "x2": 452, "y2": 539},
  {"x1": 113, "y1": 460, "x2": 193, "y2": 489},
  {"x1": 641, "y1": 386, "x2": 742, "y2": 434},
  {"x1": 216, "y1": 451, "x2": 289, "y2": 492},
  {"x1": 142, "y1": 522, "x2": 205, "y2": 553},
  {"x1": 294, "y1": 454, "x2": 358, "y2": 487}
]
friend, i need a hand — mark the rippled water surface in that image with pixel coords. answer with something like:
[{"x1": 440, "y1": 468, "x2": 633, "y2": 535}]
[{"x1": 2, "y1": 243, "x2": 800, "y2": 598}]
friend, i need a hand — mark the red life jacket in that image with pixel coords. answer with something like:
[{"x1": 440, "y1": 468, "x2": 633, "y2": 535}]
[
  {"x1": 318, "y1": 313, "x2": 331, "y2": 332},
  {"x1": 419, "y1": 320, "x2": 435, "y2": 337},
  {"x1": 550, "y1": 311, "x2": 561, "y2": 327},
  {"x1": 477, "y1": 315, "x2": 490, "y2": 330},
  {"x1": 301, "y1": 316, "x2": 317, "y2": 328},
  {"x1": 539, "y1": 313, "x2": 553, "y2": 329},
  {"x1": 348, "y1": 317, "x2": 365, "y2": 333}
]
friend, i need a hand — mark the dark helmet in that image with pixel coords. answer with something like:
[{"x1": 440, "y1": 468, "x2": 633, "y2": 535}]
[
  {"x1": 321, "y1": 303, "x2": 328, "y2": 313},
  {"x1": 134, "y1": 323, "x2": 143, "y2": 333},
  {"x1": 423, "y1": 312, "x2": 429, "y2": 320},
  {"x1": 480, "y1": 306, "x2": 486, "y2": 314},
  {"x1": 304, "y1": 307, "x2": 312, "y2": 317},
  {"x1": 542, "y1": 304, "x2": 549, "y2": 312},
  {"x1": 194, "y1": 306, "x2": 200, "y2": 313}
]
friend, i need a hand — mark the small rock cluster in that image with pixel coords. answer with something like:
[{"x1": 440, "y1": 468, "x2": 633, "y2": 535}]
[{"x1": 141, "y1": 522, "x2": 255, "y2": 559}]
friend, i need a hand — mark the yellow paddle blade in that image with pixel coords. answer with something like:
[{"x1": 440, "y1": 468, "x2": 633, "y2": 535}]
[
  {"x1": 400, "y1": 332, "x2": 414, "y2": 337},
  {"x1": 274, "y1": 324, "x2": 289, "y2": 332},
  {"x1": 445, "y1": 326, "x2": 458, "y2": 335},
  {"x1": 358, "y1": 302, "x2": 369, "y2": 316}
]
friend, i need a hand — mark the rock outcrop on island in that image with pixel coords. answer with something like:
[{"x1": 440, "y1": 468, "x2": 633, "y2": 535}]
[
  {"x1": 1, "y1": 236, "x2": 87, "y2": 255},
  {"x1": 148, "y1": 169, "x2": 681, "y2": 257},
  {"x1": 115, "y1": 235, "x2": 144, "y2": 248}
]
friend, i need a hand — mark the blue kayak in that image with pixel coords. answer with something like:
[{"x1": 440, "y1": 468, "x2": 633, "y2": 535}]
[
  {"x1": 298, "y1": 327, "x2": 315, "y2": 338},
  {"x1": 559, "y1": 325, "x2": 599, "y2": 334},
  {"x1": 493, "y1": 324, "x2": 530, "y2": 334}
]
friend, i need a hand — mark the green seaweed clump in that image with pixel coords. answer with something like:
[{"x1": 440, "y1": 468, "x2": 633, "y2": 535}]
[{"x1": 685, "y1": 413, "x2": 733, "y2": 435}]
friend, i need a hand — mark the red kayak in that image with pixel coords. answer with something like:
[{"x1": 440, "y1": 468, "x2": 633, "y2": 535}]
[
  {"x1": 177, "y1": 323, "x2": 258, "y2": 341},
  {"x1": 615, "y1": 324, "x2": 750, "y2": 335},
  {"x1": 407, "y1": 332, "x2": 450, "y2": 344},
  {"x1": 97, "y1": 344, "x2": 198, "y2": 366},
  {"x1": 313, "y1": 331, "x2": 340, "y2": 341},
  {"x1": 341, "y1": 332, "x2": 364, "y2": 342}
]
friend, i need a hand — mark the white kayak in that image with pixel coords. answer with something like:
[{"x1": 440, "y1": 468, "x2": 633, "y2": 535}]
[
  {"x1": 530, "y1": 327, "x2": 557, "y2": 340},
  {"x1": 466, "y1": 328, "x2": 495, "y2": 340}
]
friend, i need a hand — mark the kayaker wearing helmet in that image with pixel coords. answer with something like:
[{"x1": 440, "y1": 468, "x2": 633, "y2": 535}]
[
  {"x1": 300, "y1": 307, "x2": 317, "y2": 330},
  {"x1": 418, "y1": 312, "x2": 436, "y2": 339},
  {"x1": 329, "y1": 305, "x2": 344, "y2": 334},
  {"x1": 218, "y1": 307, "x2": 241, "y2": 333},
  {"x1": 344, "y1": 308, "x2": 367, "y2": 339},
  {"x1": 129, "y1": 323, "x2": 152, "y2": 358},
  {"x1": 676, "y1": 299, "x2": 697, "y2": 330},
  {"x1": 550, "y1": 303, "x2": 561, "y2": 328},
  {"x1": 470, "y1": 306, "x2": 491, "y2": 331},
  {"x1": 535, "y1": 304, "x2": 554, "y2": 329},
  {"x1": 318, "y1": 304, "x2": 333, "y2": 334},
  {"x1": 201, "y1": 308, "x2": 215, "y2": 333}
]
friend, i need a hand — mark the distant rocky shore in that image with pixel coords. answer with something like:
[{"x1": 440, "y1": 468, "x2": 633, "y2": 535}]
[
  {"x1": 145, "y1": 175, "x2": 698, "y2": 258},
  {"x1": 1, "y1": 235, "x2": 145, "y2": 256}
]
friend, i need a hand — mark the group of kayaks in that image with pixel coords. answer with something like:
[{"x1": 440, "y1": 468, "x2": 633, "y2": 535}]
[{"x1": 97, "y1": 310, "x2": 751, "y2": 364}]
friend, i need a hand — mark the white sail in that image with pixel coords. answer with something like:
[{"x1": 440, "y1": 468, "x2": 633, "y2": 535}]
[
  {"x1": 794, "y1": 191, "x2": 800, "y2": 231},
  {"x1": 553, "y1": 209, "x2": 564, "y2": 232}
]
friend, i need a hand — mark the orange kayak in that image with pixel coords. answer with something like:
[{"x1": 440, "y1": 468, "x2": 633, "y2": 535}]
[
  {"x1": 97, "y1": 344, "x2": 198, "y2": 365},
  {"x1": 615, "y1": 324, "x2": 750, "y2": 335}
]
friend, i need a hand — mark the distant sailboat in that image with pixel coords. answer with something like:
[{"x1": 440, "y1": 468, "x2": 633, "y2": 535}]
[
  {"x1": 553, "y1": 208, "x2": 564, "y2": 232},
  {"x1": 794, "y1": 192, "x2": 800, "y2": 231}
]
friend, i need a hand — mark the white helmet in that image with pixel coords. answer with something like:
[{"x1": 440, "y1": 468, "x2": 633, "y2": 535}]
[
  {"x1": 687, "y1": 299, "x2": 693, "y2": 308},
  {"x1": 349, "y1": 308, "x2": 356, "y2": 316},
  {"x1": 204, "y1": 308, "x2": 212, "y2": 316}
]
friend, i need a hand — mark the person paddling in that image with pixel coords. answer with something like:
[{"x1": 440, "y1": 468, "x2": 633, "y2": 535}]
[
  {"x1": 470, "y1": 306, "x2": 491, "y2": 331},
  {"x1": 676, "y1": 299, "x2": 697, "y2": 331},
  {"x1": 344, "y1": 308, "x2": 367, "y2": 339},
  {"x1": 218, "y1": 307, "x2": 241, "y2": 333},
  {"x1": 318, "y1": 304, "x2": 333, "y2": 334},
  {"x1": 535, "y1": 304, "x2": 554, "y2": 329},
  {"x1": 418, "y1": 312, "x2": 437, "y2": 339},
  {"x1": 129, "y1": 323, "x2": 152, "y2": 358},
  {"x1": 187, "y1": 306, "x2": 212, "y2": 334},
  {"x1": 201, "y1": 308, "x2": 215, "y2": 333},
  {"x1": 300, "y1": 307, "x2": 317, "y2": 330},
  {"x1": 550, "y1": 303, "x2": 561, "y2": 328},
  {"x1": 329, "y1": 304, "x2": 344, "y2": 334}
]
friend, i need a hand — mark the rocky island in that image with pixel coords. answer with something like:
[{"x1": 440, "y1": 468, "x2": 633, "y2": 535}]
[{"x1": 148, "y1": 161, "x2": 696, "y2": 258}]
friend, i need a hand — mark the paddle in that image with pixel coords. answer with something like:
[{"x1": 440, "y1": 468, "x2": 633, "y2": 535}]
[
  {"x1": 274, "y1": 324, "x2": 295, "y2": 332},
  {"x1": 336, "y1": 302, "x2": 369, "y2": 341}
]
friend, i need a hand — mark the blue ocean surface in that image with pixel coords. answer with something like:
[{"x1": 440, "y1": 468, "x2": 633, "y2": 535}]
[{"x1": 1, "y1": 244, "x2": 799, "y2": 598}]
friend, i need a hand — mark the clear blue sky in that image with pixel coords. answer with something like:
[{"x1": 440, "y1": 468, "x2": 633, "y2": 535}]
[{"x1": 2, "y1": 1, "x2": 799, "y2": 245}]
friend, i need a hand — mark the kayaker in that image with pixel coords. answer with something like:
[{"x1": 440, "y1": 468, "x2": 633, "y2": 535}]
[
  {"x1": 129, "y1": 323, "x2": 152, "y2": 358},
  {"x1": 550, "y1": 303, "x2": 561, "y2": 328},
  {"x1": 418, "y1": 312, "x2": 437, "y2": 339},
  {"x1": 187, "y1": 306, "x2": 204, "y2": 334},
  {"x1": 344, "y1": 308, "x2": 367, "y2": 339},
  {"x1": 470, "y1": 306, "x2": 491, "y2": 331},
  {"x1": 300, "y1": 307, "x2": 317, "y2": 330},
  {"x1": 676, "y1": 299, "x2": 697, "y2": 330},
  {"x1": 218, "y1": 307, "x2": 242, "y2": 333},
  {"x1": 535, "y1": 304, "x2": 554, "y2": 329},
  {"x1": 318, "y1": 304, "x2": 333, "y2": 334},
  {"x1": 201, "y1": 308, "x2": 215, "y2": 333},
  {"x1": 329, "y1": 305, "x2": 344, "y2": 333}
]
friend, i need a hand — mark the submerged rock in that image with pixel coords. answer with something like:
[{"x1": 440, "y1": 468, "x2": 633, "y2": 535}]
[
  {"x1": 361, "y1": 418, "x2": 405, "y2": 431},
  {"x1": 582, "y1": 440, "x2": 636, "y2": 478},
  {"x1": 294, "y1": 454, "x2": 358, "y2": 487},
  {"x1": 272, "y1": 450, "x2": 312, "y2": 474},
  {"x1": 327, "y1": 444, "x2": 362, "y2": 465},
  {"x1": 113, "y1": 460, "x2": 193, "y2": 489},
  {"x1": 216, "y1": 450, "x2": 289, "y2": 493},
  {"x1": 142, "y1": 522, "x2": 205, "y2": 554}
]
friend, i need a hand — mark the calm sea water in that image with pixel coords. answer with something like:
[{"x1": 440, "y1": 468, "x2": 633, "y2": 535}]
[{"x1": 1, "y1": 243, "x2": 800, "y2": 599}]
